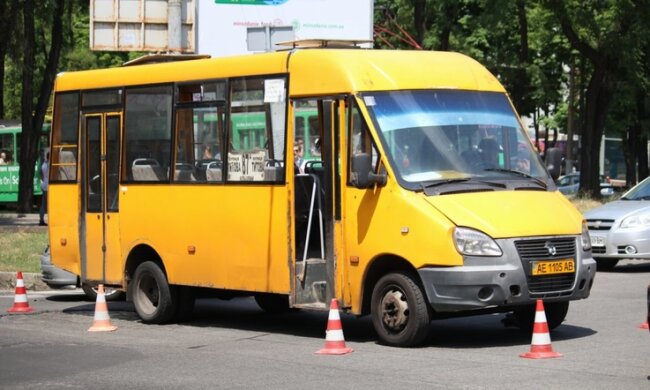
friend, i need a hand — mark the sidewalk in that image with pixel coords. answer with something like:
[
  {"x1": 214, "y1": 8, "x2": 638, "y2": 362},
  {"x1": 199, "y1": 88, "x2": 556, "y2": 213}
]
[
  {"x1": 0, "y1": 213, "x2": 47, "y2": 232},
  {"x1": 0, "y1": 271, "x2": 48, "y2": 291}
]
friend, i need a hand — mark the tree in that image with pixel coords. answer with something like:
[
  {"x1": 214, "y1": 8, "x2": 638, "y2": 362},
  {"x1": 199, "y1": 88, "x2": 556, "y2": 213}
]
[
  {"x1": 547, "y1": 0, "x2": 650, "y2": 197},
  {"x1": 17, "y1": 0, "x2": 65, "y2": 213},
  {"x1": 0, "y1": 1, "x2": 20, "y2": 118}
]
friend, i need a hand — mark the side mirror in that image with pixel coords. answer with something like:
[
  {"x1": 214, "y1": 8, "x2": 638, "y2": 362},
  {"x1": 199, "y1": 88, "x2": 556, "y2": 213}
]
[
  {"x1": 350, "y1": 153, "x2": 387, "y2": 189},
  {"x1": 545, "y1": 147, "x2": 562, "y2": 180}
]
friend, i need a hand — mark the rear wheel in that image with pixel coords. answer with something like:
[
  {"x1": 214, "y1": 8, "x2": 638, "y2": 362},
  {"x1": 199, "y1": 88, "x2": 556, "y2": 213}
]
[
  {"x1": 254, "y1": 293, "x2": 291, "y2": 313},
  {"x1": 596, "y1": 259, "x2": 618, "y2": 271},
  {"x1": 132, "y1": 261, "x2": 178, "y2": 324},
  {"x1": 513, "y1": 301, "x2": 569, "y2": 331},
  {"x1": 371, "y1": 272, "x2": 431, "y2": 347}
]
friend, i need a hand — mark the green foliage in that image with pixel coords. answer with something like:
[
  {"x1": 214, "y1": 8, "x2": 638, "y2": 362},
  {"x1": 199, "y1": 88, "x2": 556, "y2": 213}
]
[{"x1": 0, "y1": 230, "x2": 48, "y2": 273}]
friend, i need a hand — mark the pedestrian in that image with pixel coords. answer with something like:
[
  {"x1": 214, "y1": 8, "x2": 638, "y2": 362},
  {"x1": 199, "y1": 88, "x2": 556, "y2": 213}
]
[{"x1": 39, "y1": 152, "x2": 49, "y2": 226}]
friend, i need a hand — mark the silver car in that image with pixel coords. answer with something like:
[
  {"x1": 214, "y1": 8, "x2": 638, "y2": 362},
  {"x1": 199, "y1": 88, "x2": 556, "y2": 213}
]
[
  {"x1": 556, "y1": 172, "x2": 614, "y2": 197},
  {"x1": 585, "y1": 176, "x2": 650, "y2": 270},
  {"x1": 40, "y1": 246, "x2": 125, "y2": 301}
]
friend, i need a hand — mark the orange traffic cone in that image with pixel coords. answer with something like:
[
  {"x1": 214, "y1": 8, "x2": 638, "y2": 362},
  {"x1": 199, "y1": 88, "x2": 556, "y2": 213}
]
[
  {"x1": 88, "y1": 284, "x2": 117, "y2": 332},
  {"x1": 520, "y1": 300, "x2": 562, "y2": 359},
  {"x1": 315, "y1": 299, "x2": 353, "y2": 355},
  {"x1": 8, "y1": 271, "x2": 34, "y2": 313}
]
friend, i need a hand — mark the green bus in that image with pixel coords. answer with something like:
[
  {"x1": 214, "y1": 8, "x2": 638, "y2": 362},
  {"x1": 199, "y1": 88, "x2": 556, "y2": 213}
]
[
  {"x1": 198, "y1": 109, "x2": 319, "y2": 158},
  {"x1": 0, "y1": 121, "x2": 49, "y2": 203}
]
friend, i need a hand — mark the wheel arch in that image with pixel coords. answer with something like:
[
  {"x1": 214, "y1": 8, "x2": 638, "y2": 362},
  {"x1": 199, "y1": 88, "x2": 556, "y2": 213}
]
[
  {"x1": 124, "y1": 243, "x2": 166, "y2": 300},
  {"x1": 360, "y1": 254, "x2": 422, "y2": 316}
]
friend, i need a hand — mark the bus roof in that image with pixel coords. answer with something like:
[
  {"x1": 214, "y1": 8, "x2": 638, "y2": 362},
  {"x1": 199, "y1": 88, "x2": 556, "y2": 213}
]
[{"x1": 54, "y1": 49, "x2": 505, "y2": 96}]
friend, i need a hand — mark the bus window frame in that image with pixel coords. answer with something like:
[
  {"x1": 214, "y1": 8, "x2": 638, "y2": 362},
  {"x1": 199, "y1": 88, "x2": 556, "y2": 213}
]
[
  {"x1": 173, "y1": 80, "x2": 228, "y2": 184},
  {"x1": 225, "y1": 74, "x2": 289, "y2": 185},
  {"x1": 50, "y1": 91, "x2": 81, "y2": 184},
  {"x1": 121, "y1": 83, "x2": 174, "y2": 184}
]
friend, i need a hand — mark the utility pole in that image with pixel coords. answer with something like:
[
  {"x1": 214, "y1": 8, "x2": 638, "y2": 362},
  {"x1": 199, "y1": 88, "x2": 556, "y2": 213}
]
[{"x1": 168, "y1": 0, "x2": 182, "y2": 53}]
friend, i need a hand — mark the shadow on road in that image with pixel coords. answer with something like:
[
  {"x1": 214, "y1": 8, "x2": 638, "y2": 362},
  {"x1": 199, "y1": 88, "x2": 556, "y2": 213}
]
[
  {"x1": 48, "y1": 293, "x2": 597, "y2": 349},
  {"x1": 605, "y1": 261, "x2": 650, "y2": 273}
]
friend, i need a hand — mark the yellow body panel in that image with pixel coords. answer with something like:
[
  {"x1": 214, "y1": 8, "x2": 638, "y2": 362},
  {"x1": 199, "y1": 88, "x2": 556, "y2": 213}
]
[
  {"x1": 49, "y1": 185, "x2": 81, "y2": 276},
  {"x1": 55, "y1": 50, "x2": 504, "y2": 96},
  {"x1": 425, "y1": 191, "x2": 583, "y2": 238},
  {"x1": 85, "y1": 212, "x2": 122, "y2": 284},
  {"x1": 117, "y1": 185, "x2": 290, "y2": 293}
]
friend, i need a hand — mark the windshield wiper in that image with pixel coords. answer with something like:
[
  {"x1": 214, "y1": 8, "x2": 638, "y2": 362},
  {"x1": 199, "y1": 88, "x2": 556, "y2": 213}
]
[
  {"x1": 421, "y1": 178, "x2": 471, "y2": 190},
  {"x1": 421, "y1": 177, "x2": 506, "y2": 196},
  {"x1": 483, "y1": 168, "x2": 548, "y2": 189}
]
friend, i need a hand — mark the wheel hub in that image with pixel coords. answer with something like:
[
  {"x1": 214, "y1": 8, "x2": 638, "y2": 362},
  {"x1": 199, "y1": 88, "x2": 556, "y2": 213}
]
[{"x1": 380, "y1": 289, "x2": 409, "y2": 331}]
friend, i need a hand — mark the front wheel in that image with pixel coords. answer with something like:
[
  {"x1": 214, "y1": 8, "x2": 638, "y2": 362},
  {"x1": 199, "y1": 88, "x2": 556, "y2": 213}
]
[
  {"x1": 132, "y1": 261, "x2": 178, "y2": 324},
  {"x1": 513, "y1": 301, "x2": 569, "y2": 331},
  {"x1": 371, "y1": 272, "x2": 431, "y2": 347},
  {"x1": 596, "y1": 259, "x2": 618, "y2": 271}
]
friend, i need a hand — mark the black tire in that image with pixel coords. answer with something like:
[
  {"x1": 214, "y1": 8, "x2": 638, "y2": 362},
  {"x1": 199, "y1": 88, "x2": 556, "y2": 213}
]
[
  {"x1": 174, "y1": 286, "x2": 196, "y2": 322},
  {"x1": 371, "y1": 272, "x2": 431, "y2": 347},
  {"x1": 596, "y1": 259, "x2": 618, "y2": 271},
  {"x1": 513, "y1": 301, "x2": 569, "y2": 331},
  {"x1": 81, "y1": 283, "x2": 125, "y2": 302},
  {"x1": 132, "y1": 261, "x2": 178, "y2": 324},
  {"x1": 254, "y1": 293, "x2": 291, "y2": 313}
]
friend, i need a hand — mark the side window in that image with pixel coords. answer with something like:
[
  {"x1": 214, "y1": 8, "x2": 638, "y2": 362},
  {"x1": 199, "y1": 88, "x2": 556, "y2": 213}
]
[
  {"x1": 123, "y1": 85, "x2": 173, "y2": 182},
  {"x1": 293, "y1": 100, "x2": 320, "y2": 173},
  {"x1": 174, "y1": 106, "x2": 225, "y2": 183},
  {"x1": 228, "y1": 77, "x2": 286, "y2": 183},
  {"x1": 51, "y1": 92, "x2": 80, "y2": 182},
  {"x1": 0, "y1": 133, "x2": 14, "y2": 164},
  {"x1": 348, "y1": 102, "x2": 379, "y2": 185},
  {"x1": 173, "y1": 81, "x2": 226, "y2": 183}
]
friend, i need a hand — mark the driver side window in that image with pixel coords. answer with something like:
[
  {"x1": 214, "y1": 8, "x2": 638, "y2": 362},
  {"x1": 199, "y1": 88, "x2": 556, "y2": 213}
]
[{"x1": 347, "y1": 102, "x2": 379, "y2": 185}]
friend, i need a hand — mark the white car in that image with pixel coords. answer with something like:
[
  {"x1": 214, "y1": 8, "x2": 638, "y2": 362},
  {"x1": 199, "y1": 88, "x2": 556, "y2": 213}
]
[{"x1": 584, "y1": 176, "x2": 650, "y2": 270}]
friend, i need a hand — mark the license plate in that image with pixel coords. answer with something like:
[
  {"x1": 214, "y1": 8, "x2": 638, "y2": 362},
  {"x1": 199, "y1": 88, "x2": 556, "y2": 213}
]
[
  {"x1": 590, "y1": 235, "x2": 605, "y2": 247},
  {"x1": 532, "y1": 259, "x2": 575, "y2": 276}
]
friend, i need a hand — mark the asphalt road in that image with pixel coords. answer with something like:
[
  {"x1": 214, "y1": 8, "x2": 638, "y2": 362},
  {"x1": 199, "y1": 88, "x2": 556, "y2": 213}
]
[{"x1": 1, "y1": 260, "x2": 649, "y2": 389}]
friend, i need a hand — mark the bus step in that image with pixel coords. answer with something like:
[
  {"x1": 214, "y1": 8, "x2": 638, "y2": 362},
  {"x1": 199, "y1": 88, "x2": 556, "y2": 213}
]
[{"x1": 293, "y1": 302, "x2": 328, "y2": 310}]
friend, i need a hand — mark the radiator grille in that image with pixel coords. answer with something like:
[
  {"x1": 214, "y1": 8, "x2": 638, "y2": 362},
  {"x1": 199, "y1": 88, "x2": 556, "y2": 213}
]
[
  {"x1": 515, "y1": 238, "x2": 577, "y2": 293},
  {"x1": 587, "y1": 219, "x2": 615, "y2": 231},
  {"x1": 592, "y1": 246, "x2": 606, "y2": 254}
]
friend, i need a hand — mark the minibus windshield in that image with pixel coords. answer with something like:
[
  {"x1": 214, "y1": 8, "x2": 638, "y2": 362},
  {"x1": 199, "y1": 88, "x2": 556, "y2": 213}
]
[{"x1": 361, "y1": 90, "x2": 550, "y2": 191}]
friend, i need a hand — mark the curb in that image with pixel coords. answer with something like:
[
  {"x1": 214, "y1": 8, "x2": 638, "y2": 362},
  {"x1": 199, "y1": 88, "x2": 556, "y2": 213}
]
[{"x1": 0, "y1": 271, "x2": 49, "y2": 292}]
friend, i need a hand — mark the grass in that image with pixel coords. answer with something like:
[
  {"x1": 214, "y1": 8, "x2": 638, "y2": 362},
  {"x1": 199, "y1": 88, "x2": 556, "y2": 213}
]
[
  {"x1": 0, "y1": 231, "x2": 48, "y2": 273},
  {"x1": 0, "y1": 195, "x2": 610, "y2": 274}
]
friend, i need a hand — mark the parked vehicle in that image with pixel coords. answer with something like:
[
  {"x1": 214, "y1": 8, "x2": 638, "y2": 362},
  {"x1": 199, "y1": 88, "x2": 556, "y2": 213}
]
[
  {"x1": 556, "y1": 172, "x2": 614, "y2": 197},
  {"x1": 40, "y1": 246, "x2": 124, "y2": 301},
  {"x1": 584, "y1": 176, "x2": 650, "y2": 270}
]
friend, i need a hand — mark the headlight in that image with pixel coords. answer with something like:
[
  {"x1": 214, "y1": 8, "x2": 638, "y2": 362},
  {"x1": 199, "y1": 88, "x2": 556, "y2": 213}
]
[
  {"x1": 620, "y1": 211, "x2": 650, "y2": 229},
  {"x1": 581, "y1": 221, "x2": 591, "y2": 251},
  {"x1": 453, "y1": 227, "x2": 502, "y2": 257}
]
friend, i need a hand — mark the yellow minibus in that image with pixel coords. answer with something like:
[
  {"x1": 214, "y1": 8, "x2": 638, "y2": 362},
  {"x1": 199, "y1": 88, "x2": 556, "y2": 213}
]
[{"x1": 48, "y1": 45, "x2": 596, "y2": 347}]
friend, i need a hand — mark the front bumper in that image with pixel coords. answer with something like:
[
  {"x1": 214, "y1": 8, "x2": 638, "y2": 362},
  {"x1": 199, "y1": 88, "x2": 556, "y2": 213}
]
[
  {"x1": 418, "y1": 236, "x2": 596, "y2": 312},
  {"x1": 40, "y1": 250, "x2": 77, "y2": 288},
  {"x1": 589, "y1": 226, "x2": 650, "y2": 260}
]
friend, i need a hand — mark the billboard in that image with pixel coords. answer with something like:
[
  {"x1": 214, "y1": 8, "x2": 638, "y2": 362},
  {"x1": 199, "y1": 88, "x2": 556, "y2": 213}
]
[
  {"x1": 197, "y1": 0, "x2": 374, "y2": 57},
  {"x1": 90, "y1": 0, "x2": 195, "y2": 52}
]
